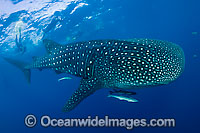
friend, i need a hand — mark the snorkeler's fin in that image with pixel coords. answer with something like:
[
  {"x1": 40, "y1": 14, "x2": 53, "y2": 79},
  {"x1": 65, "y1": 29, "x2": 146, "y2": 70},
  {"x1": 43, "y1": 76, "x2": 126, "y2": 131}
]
[
  {"x1": 3, "y1": 57, "x2": 31, "y2": 83},
  {"x1": 63, "y1": 78, "x2": 102, "y2": 112}
]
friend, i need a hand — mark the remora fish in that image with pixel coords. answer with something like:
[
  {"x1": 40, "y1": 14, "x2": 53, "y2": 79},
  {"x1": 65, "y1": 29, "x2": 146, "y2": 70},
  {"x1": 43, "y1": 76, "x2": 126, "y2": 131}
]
[
  {"x1": 108, "y1": 94, "x2": 138, "y2": 103},
  {"x1": 58, "y1": 77, "x2": 72, "y2": 82},
  {"x1": 4, "y1": 39, "x2": 185, "y2": 112}
]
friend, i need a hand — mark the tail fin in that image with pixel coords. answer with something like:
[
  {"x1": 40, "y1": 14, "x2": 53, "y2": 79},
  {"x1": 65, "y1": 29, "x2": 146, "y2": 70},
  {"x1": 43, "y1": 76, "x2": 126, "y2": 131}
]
[{"x1": 3, "y1": 57, "x2": 31, "y2": 83}]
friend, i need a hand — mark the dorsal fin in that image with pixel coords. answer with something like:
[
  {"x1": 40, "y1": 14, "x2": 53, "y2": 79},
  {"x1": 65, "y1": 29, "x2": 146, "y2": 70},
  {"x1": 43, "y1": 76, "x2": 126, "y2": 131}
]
[{"x1": 43, "y1": 39, "x2": 62, "y2": 54}]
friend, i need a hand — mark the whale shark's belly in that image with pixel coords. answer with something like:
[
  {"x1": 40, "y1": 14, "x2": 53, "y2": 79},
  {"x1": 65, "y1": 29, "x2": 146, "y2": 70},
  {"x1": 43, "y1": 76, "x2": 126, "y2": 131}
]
[{"x1": 94, "y1": 39, "x2": 185, "y2": 89}]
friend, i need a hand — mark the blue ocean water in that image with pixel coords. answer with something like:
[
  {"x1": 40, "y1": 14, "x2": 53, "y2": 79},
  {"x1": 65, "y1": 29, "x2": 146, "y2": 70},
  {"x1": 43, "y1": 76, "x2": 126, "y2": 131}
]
[{"x1": 0, "y1": 0, "x2": 200, "y2": 132}]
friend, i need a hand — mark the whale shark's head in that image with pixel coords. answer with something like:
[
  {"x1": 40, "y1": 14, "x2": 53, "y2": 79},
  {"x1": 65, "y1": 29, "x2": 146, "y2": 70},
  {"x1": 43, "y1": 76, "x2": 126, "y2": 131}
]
[{"x1": 127, "y1": 39, "x2": 185, "y2": 85}]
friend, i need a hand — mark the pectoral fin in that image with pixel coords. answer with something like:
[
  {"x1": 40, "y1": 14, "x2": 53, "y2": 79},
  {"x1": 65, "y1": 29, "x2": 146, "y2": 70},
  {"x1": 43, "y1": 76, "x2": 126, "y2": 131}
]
[{"x1": 63, "y1": 78, "x2": 101, "y2": 112}]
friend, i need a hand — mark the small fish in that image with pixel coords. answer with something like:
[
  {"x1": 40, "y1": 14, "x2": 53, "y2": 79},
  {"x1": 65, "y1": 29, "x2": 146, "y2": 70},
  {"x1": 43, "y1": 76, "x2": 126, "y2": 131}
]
[
  {"x1": 58, "y1": 77, "x2": 72, "y2": 82},
  {"x1": 108, "y1": 94, "x2": 138, "y2": 103},
  {"x1": 192, "y1": 32, "x2": 198, "y2": 35}
]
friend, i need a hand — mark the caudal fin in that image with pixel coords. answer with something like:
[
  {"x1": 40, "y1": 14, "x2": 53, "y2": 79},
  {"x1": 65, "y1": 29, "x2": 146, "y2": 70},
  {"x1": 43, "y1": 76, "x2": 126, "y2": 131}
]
[{"x1": 3, "y1": 57, "x2": 31, "y2": 83}]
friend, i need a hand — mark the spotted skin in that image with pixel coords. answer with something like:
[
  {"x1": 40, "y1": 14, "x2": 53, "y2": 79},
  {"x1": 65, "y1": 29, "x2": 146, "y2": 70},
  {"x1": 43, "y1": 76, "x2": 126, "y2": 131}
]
[{"x1": 26, "y1": 39, "x2": 184, "y2": 112}]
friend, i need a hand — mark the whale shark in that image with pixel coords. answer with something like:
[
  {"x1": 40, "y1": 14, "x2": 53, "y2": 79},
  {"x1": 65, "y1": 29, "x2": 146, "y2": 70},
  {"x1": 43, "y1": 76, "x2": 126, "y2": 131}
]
[{"x1": 4, "y1": 38, "x2": 185, "y2": 112}]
